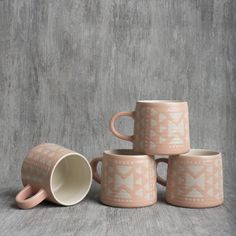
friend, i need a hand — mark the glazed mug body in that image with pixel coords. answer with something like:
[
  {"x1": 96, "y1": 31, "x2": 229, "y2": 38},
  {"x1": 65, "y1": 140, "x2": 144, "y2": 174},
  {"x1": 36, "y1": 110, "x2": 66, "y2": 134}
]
[
  {"x1": 110, "y1": 100, "x2": 190, "y2": 155},
  {"x1": 91, "y1": 150, "x2": 158, "y2": 208},
  {"x1": 156, "y1": 149, "x2": 224, "y2": 208}
]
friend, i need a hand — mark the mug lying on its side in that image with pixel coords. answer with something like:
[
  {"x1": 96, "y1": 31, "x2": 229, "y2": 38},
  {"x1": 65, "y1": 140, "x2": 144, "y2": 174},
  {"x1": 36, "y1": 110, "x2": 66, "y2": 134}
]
[
  {"x1": 156, "y1": 149, "x2": 224, "y2": 208},
  {"x1": 16, "y1": 143, "x2": 92, "y2": 209}
]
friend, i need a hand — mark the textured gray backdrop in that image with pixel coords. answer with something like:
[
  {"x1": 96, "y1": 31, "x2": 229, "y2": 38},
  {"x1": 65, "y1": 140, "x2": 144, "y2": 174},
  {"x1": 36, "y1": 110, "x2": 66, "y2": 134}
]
[{"x1": 0, "y1": 0, "x2": 235, "y2": 235}]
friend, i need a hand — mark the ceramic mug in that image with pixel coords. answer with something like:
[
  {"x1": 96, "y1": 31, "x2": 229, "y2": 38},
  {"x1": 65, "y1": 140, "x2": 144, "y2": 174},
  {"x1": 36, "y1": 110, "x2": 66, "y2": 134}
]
[
  {"x1": 156, "y1": 149, "x2": 224, "y2": 208},
  {"x1": 110, "y1": 100, "x2": 190, "y2": 155},
  {"x1": 90, "y1": 150, "x2": 158, "y2": 208},
  {"x1": 16, "y1": 143, "x2": 92, "y2": 209}
]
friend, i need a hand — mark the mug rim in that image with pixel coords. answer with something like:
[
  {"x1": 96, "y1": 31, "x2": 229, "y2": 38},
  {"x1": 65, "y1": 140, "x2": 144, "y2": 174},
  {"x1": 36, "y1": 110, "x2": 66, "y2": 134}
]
[
  {"x1": 177, "y1": 149, "x2": 221, "y2": 158},
  {"x1": 104, "y1": 149, "x2": 150, "y2": 158},
  {"x1": 137, "y1": 100, "x2": 187, "y2": 104},
  {"x1": 50, "y1": 152, "x2": 92, "y2": 206}
]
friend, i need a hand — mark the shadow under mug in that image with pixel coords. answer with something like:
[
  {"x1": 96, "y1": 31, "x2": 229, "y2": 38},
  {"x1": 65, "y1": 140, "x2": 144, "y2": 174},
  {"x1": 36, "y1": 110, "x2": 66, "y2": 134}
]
[
  {"x1": 156, "y1": 149, "x2": 224, "y2": 208},
  {"x1": 90, "y1": 150, "x2": 158, "y2": 208},
  {"x1": 16, "y1": 143, "x2": 92, "y2": 209},
  {"x1": 110, "y1": 100, "x2": 190, "y2": 155}
]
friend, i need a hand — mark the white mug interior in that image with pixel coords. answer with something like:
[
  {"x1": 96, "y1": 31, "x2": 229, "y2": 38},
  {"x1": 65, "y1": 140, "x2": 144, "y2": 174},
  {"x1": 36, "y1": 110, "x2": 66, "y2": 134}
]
[
  {"x1": 180, "y1": 149, "x2": 220, "y2": 157},
  {"x1": 105, "y1": 149, "x2": 146, "y2": 156},
  {"x1": 137, "y1": 100, "x2": 186, "y2": 103},
  {"x1": 50, "y1": 153, "x2": 92, "y2": 206}
]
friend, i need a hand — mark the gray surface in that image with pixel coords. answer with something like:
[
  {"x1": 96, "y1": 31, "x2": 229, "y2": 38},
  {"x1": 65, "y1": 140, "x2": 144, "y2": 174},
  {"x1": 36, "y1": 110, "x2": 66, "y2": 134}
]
[{"x1": 0, "y1": 0, "x2": 235, "y2": 235}]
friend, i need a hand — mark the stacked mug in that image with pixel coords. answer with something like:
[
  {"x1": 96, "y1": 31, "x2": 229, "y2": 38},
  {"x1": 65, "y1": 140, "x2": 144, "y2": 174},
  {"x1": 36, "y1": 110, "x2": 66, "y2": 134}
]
[
  {"x1": 15, "y1": 100, "x2": 223, "y2": 209},
  {"x1": 91, "y1": 100, "x2": 224, "y2": 208}
]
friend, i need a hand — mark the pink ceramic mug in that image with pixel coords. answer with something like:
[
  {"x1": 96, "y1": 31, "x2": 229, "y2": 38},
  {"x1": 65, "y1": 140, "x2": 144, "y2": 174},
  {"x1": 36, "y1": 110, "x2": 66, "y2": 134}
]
[
  {"x1": 156, "y1": 149, "x2": 224, "y2": 208},
  {"x1": 110, "y1": 100, "x2": 190, "y2": 155},
  {"x1": 90, "y1": 150, "x2": 158, "y2": 208},
  {"x1": 16, "y1": 143, "x2": 92, "y2": 209}
]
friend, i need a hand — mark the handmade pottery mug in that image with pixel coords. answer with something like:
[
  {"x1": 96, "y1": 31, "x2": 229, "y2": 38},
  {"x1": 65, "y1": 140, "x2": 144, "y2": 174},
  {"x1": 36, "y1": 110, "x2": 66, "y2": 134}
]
[
  {"x1": 156, "y1": 149, "x2": 224, "y2": 208},
  {"x1": 90, "y1": 150, "x2": 158, "y2": 208},
  {"x1": 110, "y1": 100, "x2": 190, "y2": 155},
  {"x1": 16, "y1": 143, "x2": 92, "y2": 209}
]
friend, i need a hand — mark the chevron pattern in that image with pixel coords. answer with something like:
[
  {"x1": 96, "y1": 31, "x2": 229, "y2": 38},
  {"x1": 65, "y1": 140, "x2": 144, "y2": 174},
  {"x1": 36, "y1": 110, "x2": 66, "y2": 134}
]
[
  {"x1": 133, "y1": 106, "x2": 189, "y2": 154},
  {"x1": 22, "y1": 143, "x2": 75, "y2": 188},
  {"x1": 101, "y1": 158, "x2": 157, "y2": 205},
  {"x1": 166, "y1": 157, "x2": 223, "y2": 205}
]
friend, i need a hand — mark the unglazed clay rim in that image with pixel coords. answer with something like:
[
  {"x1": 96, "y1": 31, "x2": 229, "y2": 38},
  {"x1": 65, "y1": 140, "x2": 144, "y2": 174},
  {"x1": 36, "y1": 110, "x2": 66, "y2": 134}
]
[
  {"x1": 137, "y1": 100, "x2": 187, "y2": 104},
  {"x1": 50, "y1": 152, "x2": 92, "y2": 206},
  {"x1": 178, "y1": 149, "x2": 220, "y2": 158},
  {"x1": 104, "y1": 149, "x2": 149, "y2": 158},
  {"x1": 166, "y1": 198, "x2": 224, "y2": 208},
  {"x1": 100, "y1": 198, "x2": 157, "y2": 208}
]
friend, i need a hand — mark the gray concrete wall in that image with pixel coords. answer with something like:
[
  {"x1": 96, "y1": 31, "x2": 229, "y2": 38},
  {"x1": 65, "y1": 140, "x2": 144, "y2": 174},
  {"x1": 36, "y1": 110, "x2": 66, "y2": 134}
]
[{"x1": 0, "y1": 0, "x2": 235, "y2": 194}]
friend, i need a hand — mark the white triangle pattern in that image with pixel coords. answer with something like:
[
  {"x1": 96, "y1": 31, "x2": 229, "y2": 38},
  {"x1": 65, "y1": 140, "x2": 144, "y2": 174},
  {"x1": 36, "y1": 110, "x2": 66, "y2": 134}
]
[
  {"x1": 167, "y1": 160, "x2": 223, "y2": 203},
  {"x1": 134, "y1": 107, "x2": 188, "y2": 148},
  {"x1": 101, "y1": 161, "x2": 157, "y2": 203}
]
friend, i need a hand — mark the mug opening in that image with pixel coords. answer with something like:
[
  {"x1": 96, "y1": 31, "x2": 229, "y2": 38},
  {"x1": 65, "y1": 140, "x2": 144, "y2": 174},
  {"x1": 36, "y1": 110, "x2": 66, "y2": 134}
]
[
  {"x1": 181, "y1": 149, "x2": 220, "y2": 157},
  {"x1": 104, "y1": 149, "x2": 146, "y2": 156},
  {"x1": 137, "y1": 100, "x2": 186, "y2": 103},
  {"x1": 50, "y1": 154, "x2": 92, "y2": 206}
]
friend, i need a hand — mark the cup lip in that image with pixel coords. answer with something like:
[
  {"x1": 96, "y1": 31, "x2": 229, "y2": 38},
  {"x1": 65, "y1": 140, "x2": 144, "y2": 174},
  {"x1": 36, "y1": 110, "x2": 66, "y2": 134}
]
[
  {"x1": 137, "y1": 100, "x2": 187, "y2": 104},
  {"x1": 49, "y1": 152, "x2": 92, "y2": 206},
  {"x1": 176, "y1": 149, "x2": 221, "y2": 158},
  {"x1": 104, "y1": 149, "x2": 150, "y2": 158}
]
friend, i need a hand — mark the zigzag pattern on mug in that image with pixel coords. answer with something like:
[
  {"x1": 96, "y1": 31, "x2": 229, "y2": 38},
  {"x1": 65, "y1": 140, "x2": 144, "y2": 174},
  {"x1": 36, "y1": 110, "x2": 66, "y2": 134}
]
[
  {"x1": 102, "y1": 161, "x2": 156, "y2": 202},
  {"x1": 134, "y1": 107, "x2": 189, "y2": 150},
  {"x1": 22, "y1": 144, "x2": 72, "y2": 184},
  {"x1": 168, "y1": 159, "x2": 223, "y2": 202}
]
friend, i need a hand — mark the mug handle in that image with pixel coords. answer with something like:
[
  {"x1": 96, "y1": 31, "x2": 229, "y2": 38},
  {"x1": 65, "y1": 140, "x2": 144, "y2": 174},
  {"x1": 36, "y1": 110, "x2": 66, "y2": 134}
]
[
  {"x1": 16, "y1": 185, "x2": 48, "y2": 209},
  {"x1": 90, "y1": 157, "x2": 103, "y2": 184},
  {"x1": 109, "y1": 111, "x2": 135, "y2": 142},
  {"x1": 155, "y1": 158, "x2": 169, "y2": 186}
]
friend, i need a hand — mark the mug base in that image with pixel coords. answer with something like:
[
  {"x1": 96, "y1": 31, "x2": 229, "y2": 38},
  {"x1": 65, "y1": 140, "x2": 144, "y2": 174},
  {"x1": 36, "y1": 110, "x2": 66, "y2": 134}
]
[
  {"x1": 100, "y1": 198, "x2": 157, "y2": 208},
  {"x1": 166, "y1": 198, "x2": 224, "y2": 209}
]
